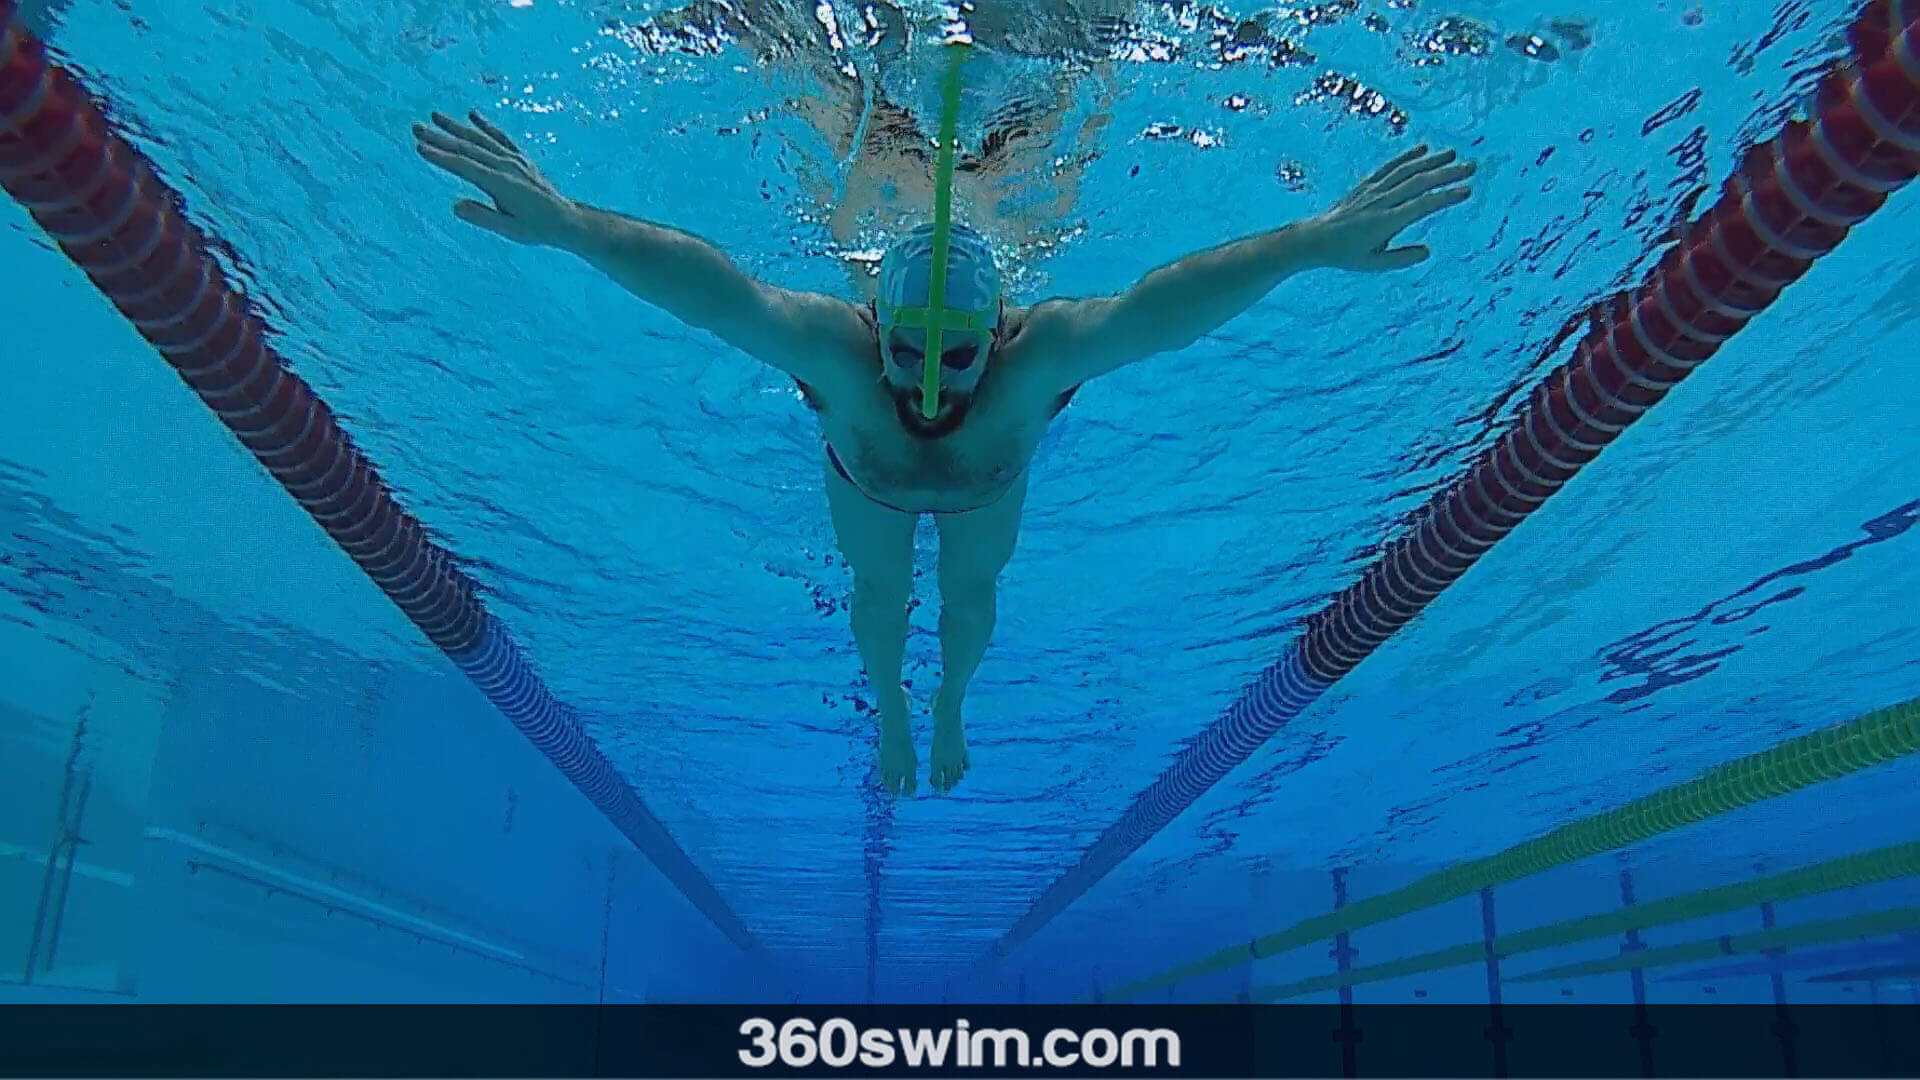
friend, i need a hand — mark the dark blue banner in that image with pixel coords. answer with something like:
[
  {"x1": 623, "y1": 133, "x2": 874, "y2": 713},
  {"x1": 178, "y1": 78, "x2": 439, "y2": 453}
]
[{"x1": 1, "y1": 1003, "x2": 1916, "y2": 1077}]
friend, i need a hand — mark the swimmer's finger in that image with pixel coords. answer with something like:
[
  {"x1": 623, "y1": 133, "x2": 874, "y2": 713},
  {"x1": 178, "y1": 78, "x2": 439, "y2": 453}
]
[
  {"x1": 414, "y1": 124, "x2": 517, "y2": 177},
  {"x1": 1371, "y1": 244, "x2": 1431, "y2": 270},
  {"x1": 452, "y1": 199, "x2": 500, "y2": 227},
  {"x1": 431, "y1": 110, "x2": 486, "y2": 143},
  {"x1": 1363, "y1": 143, "x2": 1427, "y2": 186},
  {"x1": 414, "y1": 141, "x2": 494, "y2": 187},
  {"x1": 1388, "y1": 184, "x2": 1473, "y2": 227},
  {"x1": 415, "y1": 142, "x2": 514, "y2": 196},
  {"x1": 1372, "y1": 147, "x2": 1457, "y2": 199},
  {"x1": 453, "y1": 199, "x2": 539, "y2": 243},
  {"x1": 468, "y1": 111, "x2": 523, "y2": 156},
  {"x1": 412, "y1": 123, "x2": 466, "y2": 157},
  {"x1": 1379, "y1": 160, "x2": 1476, "y2": 209},
  {"x1": 431, "y1": 111, "x2": 508, "y2": 159}
]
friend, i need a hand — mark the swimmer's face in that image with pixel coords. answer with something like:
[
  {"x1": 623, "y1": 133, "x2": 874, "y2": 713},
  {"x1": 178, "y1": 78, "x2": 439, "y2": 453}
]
[{"x1": 880, "y1": 318, "x2": 999, "y2": 437}]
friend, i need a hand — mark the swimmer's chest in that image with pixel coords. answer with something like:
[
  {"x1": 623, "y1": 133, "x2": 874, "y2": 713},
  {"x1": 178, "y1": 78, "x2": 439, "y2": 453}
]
[{"x1": 833, "y1": 394, "x2": 1038, "y2": 498}]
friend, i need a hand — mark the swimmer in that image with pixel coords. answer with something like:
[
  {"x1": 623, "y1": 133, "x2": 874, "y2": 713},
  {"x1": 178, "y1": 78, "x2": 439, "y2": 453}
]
[
  {"x1": 413, "y1": 107, "x2": 1473, "y2": 796},
  {"x1": 630, "y1": 0, "x2": 1121, "y2": 294}
]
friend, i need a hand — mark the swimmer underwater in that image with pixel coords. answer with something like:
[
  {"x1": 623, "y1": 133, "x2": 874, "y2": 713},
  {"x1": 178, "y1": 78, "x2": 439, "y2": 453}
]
[{"x1": 413, "y1": 57, "x2": 1474, "y2": 798}]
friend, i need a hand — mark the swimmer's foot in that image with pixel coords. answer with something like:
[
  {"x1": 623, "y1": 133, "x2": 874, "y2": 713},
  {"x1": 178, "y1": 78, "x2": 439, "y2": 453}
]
[
  {"x1": 877, "y1": 687, "x2": 918, "y2": 798},
  {"x1": 929, "y1": 690, "x2": 971, "y2": 794}
]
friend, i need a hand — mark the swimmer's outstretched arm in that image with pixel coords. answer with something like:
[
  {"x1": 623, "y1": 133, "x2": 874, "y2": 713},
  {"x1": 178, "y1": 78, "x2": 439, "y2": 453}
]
[
  {"x1": 1023, "y1": 146, "x2": 1475, "y2": 389},
  {"x1": 412, "y1": 111, "x2": 869, "y2": 387}
]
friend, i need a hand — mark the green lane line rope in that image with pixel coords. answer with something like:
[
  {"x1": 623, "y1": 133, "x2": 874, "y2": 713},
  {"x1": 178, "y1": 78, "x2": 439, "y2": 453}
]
[
  {"x1": 1256, "y1": 840, "x2": 1920, "y2": 999},
  {"x1": 1512, "y1": 905, "x2": 1920, "y2": 983},
  {"x1": 1111, "y1": 695, "x2": 1920, "y2": 999}
]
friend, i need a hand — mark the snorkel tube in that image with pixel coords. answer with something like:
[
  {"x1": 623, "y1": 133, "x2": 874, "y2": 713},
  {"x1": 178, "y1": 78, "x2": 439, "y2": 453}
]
[
  {"x1": 920, "y1": 42, "x2": 968, "y2": 418},
  {"x1": 871, "y1": 41, "x2": 981, "y2": 419},
  {"x1": 876, "y1": 41, "x2": 997, "y2": 420}
]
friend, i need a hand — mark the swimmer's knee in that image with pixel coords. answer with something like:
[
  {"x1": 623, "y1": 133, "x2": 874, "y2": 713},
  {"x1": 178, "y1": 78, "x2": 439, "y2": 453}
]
[
  {"x1": 940, "y1": 597, "x2": 996, "y2": 636},
  {"x1": 936, "y1": 566, "x2": 1000, "y2": 614},
  {"x1": 851, "y1": 569, "x2": 912, "y2": 610}
]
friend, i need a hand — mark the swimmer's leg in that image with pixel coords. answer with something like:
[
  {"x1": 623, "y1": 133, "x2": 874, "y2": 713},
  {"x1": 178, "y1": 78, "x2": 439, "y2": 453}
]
[
  {"x1": 928, "y1": 472, "x2": 1029, "y2": 793},
  {"x1": 825, "y1": 457, "x2": 920, "y2": 796}
]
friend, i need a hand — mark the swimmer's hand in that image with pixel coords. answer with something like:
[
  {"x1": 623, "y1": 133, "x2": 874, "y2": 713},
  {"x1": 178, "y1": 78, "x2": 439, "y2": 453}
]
[
  {"x1": 1015, "y1": 144, "x2": 1473, "y2": 389},
  {"x1": 1299, "y1": 145, "x2": 1475, "y2": 271},
  {"x1": 412, "y1": 111, "x2": 578, "y2": 246},
  {"x1": 413, "y1": 110, "x2": 870, "y2": 387}
]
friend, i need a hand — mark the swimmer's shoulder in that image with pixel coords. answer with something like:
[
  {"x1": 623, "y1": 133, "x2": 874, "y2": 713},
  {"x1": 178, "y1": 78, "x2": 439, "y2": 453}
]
[
  {"x1": 994, "y1": 301, "x2": 1092, "y2": 410},
  {"x1": 775, "y1": 290, "x2": 875, "y2": 381},
  {"x1": 995, "y1": 298, "x2": 1093, "y2": 374},
  {"x1": 998, "y1": 301, "x2": 1066, "y2": 356},
  {"x1": 789, "y1": 295, "x2": 879, "y2": 410}
]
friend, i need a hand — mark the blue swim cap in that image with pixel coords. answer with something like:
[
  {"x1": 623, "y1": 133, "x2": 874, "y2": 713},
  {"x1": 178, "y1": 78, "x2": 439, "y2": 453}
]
[{"x1": 877, "y1": 222, "x2": 1002, "y2": 329}]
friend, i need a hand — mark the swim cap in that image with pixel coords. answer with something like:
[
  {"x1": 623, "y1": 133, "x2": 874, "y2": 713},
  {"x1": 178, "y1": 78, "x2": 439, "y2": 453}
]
[{"x1": 877, "y1": 222, "x2": 1002, "y2": 330}]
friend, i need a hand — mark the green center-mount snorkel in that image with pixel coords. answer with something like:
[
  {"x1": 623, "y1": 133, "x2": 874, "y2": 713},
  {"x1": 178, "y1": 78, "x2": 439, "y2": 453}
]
[{"x1": 882, "y1": 41, "x2": 990, "y2": 420}]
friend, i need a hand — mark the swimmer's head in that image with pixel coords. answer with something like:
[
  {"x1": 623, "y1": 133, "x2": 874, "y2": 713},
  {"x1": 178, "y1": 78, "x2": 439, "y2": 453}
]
[{"x1": 876, "y1": 222, "x2": 1003, "y2": 436}]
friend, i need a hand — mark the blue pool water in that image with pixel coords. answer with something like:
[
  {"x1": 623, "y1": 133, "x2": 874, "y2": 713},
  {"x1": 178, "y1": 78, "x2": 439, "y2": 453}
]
[{"x1": 3, "y1": 0, "x2": 1919, "y2": 1009}]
